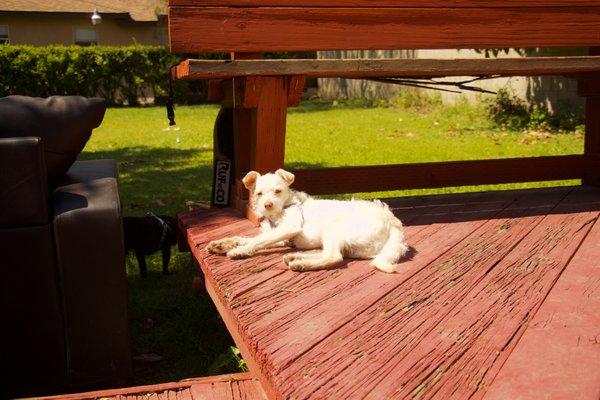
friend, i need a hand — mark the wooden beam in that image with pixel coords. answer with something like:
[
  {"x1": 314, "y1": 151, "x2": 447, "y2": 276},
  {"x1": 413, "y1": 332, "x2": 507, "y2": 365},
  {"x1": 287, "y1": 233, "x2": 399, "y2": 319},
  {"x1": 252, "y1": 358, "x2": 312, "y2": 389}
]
[
  {"x1": 169, "y1": 1, "x2": 600, "y2": 8},
  {"x1": 290, "y1": 155, "x2": 600, "y2": 194},
  {"x1": 221, "y1": 77, "x2": 263, "y2": 108},
  {"x1": 168, "y1": 7, "x2": 600, "y2": 53},
  {"x1": 287, "y1": 76, "x2": 307, "y2": 107},
  {"x1": 173, "y1": 57, "x2": 600, "y2": 81}
]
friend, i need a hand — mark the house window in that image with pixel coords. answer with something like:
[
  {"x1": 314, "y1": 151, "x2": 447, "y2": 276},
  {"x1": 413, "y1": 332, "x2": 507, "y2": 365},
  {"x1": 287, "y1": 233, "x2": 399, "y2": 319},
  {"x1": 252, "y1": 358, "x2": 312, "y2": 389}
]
[
  {"x1": 0, "y1": 25, "x2": 9, "y2": 44},
  {"x1": 74, "y1": 28, "x2": 98, "y2": 46}
]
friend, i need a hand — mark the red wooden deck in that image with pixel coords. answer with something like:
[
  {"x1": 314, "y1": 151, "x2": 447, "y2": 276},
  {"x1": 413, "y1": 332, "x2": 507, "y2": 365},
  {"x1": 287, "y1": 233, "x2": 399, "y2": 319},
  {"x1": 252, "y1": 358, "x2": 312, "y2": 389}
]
[
  {"x1": 181, "y1": 186, "x2": 600, "y2": 400},
  {"x1": 37, "y1": 373, "x2": 265, "y2": 400}
]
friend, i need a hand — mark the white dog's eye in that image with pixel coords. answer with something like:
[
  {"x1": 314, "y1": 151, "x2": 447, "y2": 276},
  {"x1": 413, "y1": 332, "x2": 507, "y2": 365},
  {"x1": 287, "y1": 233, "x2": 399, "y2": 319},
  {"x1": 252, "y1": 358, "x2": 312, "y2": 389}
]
[
  {"x1": 275, "y1": 189, "x2": 282, "y2": 195},
  {"x1": 256, "y1": 192, "x2": 262, "y2": 196}
]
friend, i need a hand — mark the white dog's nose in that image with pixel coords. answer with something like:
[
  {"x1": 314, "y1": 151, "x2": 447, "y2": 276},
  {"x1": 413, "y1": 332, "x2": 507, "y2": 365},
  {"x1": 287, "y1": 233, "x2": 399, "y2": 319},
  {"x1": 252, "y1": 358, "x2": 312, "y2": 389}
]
[{"x1": 264, "y1": 201, "x2": 273, "y2": 209}]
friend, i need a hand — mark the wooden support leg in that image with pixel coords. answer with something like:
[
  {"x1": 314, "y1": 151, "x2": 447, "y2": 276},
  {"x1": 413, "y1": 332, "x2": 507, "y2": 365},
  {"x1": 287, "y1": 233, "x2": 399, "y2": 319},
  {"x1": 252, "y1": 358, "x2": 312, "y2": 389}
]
[
  {"x1": 579, "y1": 47, "x2": 600, "y2": 186},
  {"x1": 228, "y1": 76, "x2": 289, "y2": 221},
  {"x1": 251, "y1": 76, "x2": 289, "y2": 173}
]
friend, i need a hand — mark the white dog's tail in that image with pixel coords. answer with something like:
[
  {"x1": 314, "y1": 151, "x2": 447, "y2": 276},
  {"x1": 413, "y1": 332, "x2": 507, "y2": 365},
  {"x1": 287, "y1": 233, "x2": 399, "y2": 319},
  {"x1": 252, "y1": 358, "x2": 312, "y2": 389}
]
[
  {"x1": 372, "y1": 226, "x2": 409, "y2": 273},
  {"x1": 371, "y1": 202, "x2": 409, "y2": 273}
]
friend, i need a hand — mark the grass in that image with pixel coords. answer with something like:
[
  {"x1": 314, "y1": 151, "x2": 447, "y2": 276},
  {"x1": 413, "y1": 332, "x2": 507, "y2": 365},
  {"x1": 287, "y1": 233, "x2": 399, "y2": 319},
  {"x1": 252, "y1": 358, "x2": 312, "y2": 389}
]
[{"x1": 80, "y1": 98, "x2": 583, "y2": 386}]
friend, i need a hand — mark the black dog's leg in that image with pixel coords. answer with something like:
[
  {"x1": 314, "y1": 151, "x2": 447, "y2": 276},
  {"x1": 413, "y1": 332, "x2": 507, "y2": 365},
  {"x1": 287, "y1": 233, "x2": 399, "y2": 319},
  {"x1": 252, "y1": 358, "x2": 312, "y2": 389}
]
[
  {"x1": 162, "y1": 246, "x2": 172, "y2": 275},
  {"x1": 135, "y1": 251, "x2": 148, "y2": 278}
]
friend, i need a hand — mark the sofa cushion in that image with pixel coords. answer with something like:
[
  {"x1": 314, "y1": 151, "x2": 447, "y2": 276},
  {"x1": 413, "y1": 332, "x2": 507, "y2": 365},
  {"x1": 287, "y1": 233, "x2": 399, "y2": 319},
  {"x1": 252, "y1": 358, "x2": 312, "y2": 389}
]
[{"x1": 0, "y1": 96, "x2": 106, "y2": 184}]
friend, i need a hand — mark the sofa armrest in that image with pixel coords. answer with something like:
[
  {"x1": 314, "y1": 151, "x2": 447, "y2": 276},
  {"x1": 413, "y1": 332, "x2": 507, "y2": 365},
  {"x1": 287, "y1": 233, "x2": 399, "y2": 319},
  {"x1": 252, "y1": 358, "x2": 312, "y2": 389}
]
[
  {"x1": 0, "y1": 137, "x2": 49, "y2": 227},
  {"x1": 53, "y1": 159, "x2": 132, "y2": 386}
]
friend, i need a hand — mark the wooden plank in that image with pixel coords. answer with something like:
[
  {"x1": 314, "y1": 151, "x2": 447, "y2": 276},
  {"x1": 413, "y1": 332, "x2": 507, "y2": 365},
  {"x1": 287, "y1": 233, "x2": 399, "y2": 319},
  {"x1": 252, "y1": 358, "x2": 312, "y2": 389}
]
[
  {"x1": 37, "y1": 373, "x2": 257, "y2": 400},
  {"x1": 483, "y1": 216, "x2": 600, "y2": 399},
  {"x1": 168, "y1": 7, "x2": 600, "y2": 53},
  {"x1": 221, "y1": 77, "x2": 263, "y2": 108},
  {"x1": 169, "y1": 0, "x2": 600, "y2": 8},
  {"x1": 286, "y1": 76, "x2": 306, "y2": 107},
  {"x1": 250, "y1": 76, "x2": 288, "y2": 174},
  {"x1": 173, "y1": 56, "x2": 600, "y2": 80},
  {"x1": 207, "y1": 79, "x2": 223, "y2": 102},
  {"x1": 290, "y1": 155, "x2": 600, "y2": 194},
  {"x1": 361, "y1": 187, "x2": 600, "y2": 400},
  {"x1": 581, "y1": 48, "x2": 600, "y2": 185}
]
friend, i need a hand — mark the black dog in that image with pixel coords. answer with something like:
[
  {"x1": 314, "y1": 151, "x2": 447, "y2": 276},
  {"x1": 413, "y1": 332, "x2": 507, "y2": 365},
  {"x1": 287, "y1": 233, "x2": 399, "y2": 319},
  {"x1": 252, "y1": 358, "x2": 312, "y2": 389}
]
[{"x1": 123, "y1": 213, "x2": 178, "y2": 278}]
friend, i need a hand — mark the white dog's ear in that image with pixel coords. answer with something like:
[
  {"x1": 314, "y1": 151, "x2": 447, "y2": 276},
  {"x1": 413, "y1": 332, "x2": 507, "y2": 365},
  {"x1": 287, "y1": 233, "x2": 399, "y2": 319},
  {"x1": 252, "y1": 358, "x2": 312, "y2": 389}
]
[
  {"x1": 275, "y1": 169, "x2": 295, "y2": 186},
  {"x1": 242, "y1": 171, "x2": 260, "y2": 190}
]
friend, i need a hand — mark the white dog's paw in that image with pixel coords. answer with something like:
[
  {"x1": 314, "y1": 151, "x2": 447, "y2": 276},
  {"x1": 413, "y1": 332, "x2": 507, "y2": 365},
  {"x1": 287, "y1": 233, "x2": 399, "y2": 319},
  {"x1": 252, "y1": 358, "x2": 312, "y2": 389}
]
[
  {"x1": 287, "y1": 260, "x2": 307, "y2": 272},
  {"x1": 227, "y1": 246, "x2": 254, "y2": 259},
  {"x1": 283, "y1": 253, "x2": 302, "y2": 265},
  {"x1": 371, "y1": 259, "x2": 397, "y2": 273},
  {"x1": 206, "y1": 238, "x2": 239, "y2": 254}
]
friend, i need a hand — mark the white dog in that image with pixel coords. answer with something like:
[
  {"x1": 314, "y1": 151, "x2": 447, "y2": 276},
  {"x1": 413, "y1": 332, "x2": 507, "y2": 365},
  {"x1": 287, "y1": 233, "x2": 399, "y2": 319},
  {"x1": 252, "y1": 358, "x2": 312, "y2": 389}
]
[{"x1": 206, "y1": 169, "x2": 409, "y2": 273}]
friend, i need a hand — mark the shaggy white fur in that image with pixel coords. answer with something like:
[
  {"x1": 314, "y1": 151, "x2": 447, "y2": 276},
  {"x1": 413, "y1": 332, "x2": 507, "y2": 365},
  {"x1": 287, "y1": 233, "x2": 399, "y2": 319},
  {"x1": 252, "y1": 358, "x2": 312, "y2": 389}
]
[{"x1": 206, "y1": 169, "x2": 409, "y2": 273}]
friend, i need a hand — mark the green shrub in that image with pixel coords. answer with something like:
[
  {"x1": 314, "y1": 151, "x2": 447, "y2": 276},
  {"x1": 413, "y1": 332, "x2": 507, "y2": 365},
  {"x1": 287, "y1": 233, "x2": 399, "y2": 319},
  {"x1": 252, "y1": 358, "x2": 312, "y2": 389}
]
[
  {"x1": 486, "y1": 89, "x2": 583, "y2": 131},
  {"x1": 0, "y1": 46, "x2": 316, "y2": 106},
  {"x1": 0, "y1": 45, "x2": 227, "y2": 105}
]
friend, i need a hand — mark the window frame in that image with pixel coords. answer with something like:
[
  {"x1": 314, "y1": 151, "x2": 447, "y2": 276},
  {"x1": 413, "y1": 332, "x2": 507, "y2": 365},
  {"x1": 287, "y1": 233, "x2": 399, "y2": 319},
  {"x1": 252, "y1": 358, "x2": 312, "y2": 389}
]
[{"x1": 0, "y1": 24, "x2": 9, "y2": 44}]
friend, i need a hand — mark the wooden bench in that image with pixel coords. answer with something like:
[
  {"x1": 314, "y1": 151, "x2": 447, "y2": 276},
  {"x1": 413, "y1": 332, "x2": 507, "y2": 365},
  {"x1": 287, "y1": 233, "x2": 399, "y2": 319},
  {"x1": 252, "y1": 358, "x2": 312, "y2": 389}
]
[
  {"x1": 169, "y1": 0, "x2": 600, "y2": 217},
  {"x1": 170, "y1": 1, "x2": 600, "y2": 399}
]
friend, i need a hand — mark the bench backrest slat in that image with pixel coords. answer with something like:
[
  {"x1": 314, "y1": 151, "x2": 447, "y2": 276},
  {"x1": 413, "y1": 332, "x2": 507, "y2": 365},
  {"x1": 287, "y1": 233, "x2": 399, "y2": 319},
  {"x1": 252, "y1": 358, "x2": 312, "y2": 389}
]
[
  {"x1": 168, "y1": 2, "x2": 600, "y2": 53},
  {"x1": 170, "y1": 1, "x2": 599, "y2": 7}
]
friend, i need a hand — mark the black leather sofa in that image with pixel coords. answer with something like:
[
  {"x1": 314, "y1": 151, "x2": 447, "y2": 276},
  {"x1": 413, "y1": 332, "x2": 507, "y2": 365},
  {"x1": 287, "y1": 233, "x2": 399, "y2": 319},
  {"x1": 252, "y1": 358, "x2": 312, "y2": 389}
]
[{"x1": 0, "y1": 96, "x2": 132, "y2": 398}]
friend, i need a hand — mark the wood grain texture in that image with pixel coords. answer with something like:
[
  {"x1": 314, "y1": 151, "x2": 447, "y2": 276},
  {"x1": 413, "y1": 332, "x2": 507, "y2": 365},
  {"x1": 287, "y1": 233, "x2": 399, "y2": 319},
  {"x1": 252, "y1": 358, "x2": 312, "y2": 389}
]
[
  {"x1": 250, "y1": 77, "x2": 288, "y2": 173},
  {"x1": 169, "y1": 0, "x2": 600, "y2": 8},
  {"x1": 37, "y1": 373, "x2": 263, "y2": 400},
  {"x1": 173, "y1": 56, "x2": 600, "y2": 80},
  {"x1": 291, "y1": 154, "x2": 600, "y2": 194},
  {"x1": 483, "y1": 215, "x2": 600, "y2": 400},
  {"x1": 168, "y1": 7, "x2": 600, "y2": 52},
  {"x1": 363, "y1": 187, "x2": 600, "y2": 400},
  {"x1": 286, "y1": 76, "x2": 306, "y2": 107},
  {"x1": 182, "y1": 186, "x2": 600, "y2": 400}
]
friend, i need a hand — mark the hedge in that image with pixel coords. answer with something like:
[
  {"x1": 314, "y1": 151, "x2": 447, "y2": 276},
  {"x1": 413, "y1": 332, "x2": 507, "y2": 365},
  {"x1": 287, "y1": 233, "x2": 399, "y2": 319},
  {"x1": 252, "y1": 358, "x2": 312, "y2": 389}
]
[{"x1": 0, "y1": 45, "x2": 225, "y2": 105}]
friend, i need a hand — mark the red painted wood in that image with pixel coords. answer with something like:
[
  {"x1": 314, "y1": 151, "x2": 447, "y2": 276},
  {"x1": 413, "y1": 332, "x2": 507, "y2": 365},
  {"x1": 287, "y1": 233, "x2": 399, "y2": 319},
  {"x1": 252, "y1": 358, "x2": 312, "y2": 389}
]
[
  {"x1": 168, "y1": 7, "x2": 600, "y2": 53},
  {"x1": 364, "y1": 187, "x2": 600, "y2": 400},
  {"x1": 182, "y1": 187, "x2": 600, "y2": 400},
  {"x1": 170, "y1": 0, "x2": 600, "y2": 6},
  {"x1": 483, "y1": 216, "x2": 600, "y2": 400},
  {"x1": 37, "y1": 373, "x2": 262, "y2": 400},
  {"x1": 174, "y1": 57, "x2": 600, "y2": 81},
  {"x1": 290, "y1": 154, "x2": 600, "y2": 194}
]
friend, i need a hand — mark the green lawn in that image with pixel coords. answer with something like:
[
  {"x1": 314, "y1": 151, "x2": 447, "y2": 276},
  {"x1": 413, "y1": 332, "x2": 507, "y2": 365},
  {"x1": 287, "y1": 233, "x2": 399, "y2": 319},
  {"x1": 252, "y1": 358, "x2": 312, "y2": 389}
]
[{"x1": 80, "y1": 100, "x2": 583, "y2": 385}]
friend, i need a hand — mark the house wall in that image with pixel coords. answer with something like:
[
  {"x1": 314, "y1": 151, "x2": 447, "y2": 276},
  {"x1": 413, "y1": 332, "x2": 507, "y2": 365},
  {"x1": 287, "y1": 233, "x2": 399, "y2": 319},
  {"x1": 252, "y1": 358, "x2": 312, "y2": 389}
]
[{"x1": 0, "y1": 14, "x2": 167, "y2": 46}]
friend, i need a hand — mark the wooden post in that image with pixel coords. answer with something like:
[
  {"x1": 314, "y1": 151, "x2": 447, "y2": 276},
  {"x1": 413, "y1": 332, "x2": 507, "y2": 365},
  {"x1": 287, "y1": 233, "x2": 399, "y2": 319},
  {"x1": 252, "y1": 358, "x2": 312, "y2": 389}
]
[
  {"x1": 579, "y1": 47, "x2": 600, "y2": 186},
  {"x1": 220, "y1": 53, "x2": 289, "y2": 221}
]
